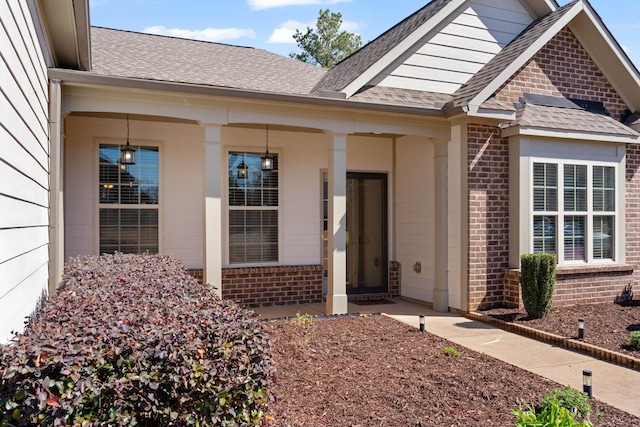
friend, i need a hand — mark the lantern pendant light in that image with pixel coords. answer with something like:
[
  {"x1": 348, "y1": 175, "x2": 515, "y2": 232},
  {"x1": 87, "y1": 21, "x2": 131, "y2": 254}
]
[
  {"x1": 261, "y1": 124, "x2": 274, "y2": 172},
  {"x1": 236, "y1": 160, "x2": 248, "y2": 179},
  {"x1": 120, "y1": 114, "x2": 136, "y2": 166}
]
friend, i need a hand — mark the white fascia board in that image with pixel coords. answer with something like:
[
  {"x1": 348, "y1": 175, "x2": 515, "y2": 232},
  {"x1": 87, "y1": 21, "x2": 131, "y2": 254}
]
[
  {"x1": 571, "y1": 3, "x2": 640, "y2": 112},
  {"x1": 521, "y1": 0, "x2": 558, "y2": 17},
  {"x1": 341, "y1": 0, "x2": 466, "y2": 98},
  {"x1": 467, "y1": 1, "x2": 582, "y2": 113},
  {"x1": 467, "y1": 108, "x2": 517, "y2": 121},
  {"x1": 502, "y1": 126, "x2": 640, "y2": 144}
]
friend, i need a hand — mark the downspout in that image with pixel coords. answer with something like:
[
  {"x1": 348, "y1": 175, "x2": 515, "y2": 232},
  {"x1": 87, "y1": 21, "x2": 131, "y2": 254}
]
[{"x1": 48, "y1": 79, "x2": 64, "y2": 295}]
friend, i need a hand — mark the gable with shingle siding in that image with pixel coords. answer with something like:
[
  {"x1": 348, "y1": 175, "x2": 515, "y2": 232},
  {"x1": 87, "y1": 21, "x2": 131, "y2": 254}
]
[{"x1": 495, "y1": 27, "x2": 629, "y2": 121}]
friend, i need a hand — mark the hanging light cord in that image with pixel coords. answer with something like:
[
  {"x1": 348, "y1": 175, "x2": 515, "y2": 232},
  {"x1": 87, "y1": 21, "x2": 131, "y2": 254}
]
[
  {"x1": 126, "y1": 113, "x2": 130, "y2": 145},
  {"x1": 265, "y1": 124, "x2": 269, "y2": 153}
]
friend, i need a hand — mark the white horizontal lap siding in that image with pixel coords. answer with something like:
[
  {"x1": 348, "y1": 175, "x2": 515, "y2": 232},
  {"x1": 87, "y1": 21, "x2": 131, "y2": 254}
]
[
  {"x1": 0, "y1": 1, "x2": 50, "y2": 342},
  {"x1": 395, "y1": 136, "x2": 435, "y2": 302},
  {"x1": 376, "y1": 0, "x2": 532, "y2": 94}
]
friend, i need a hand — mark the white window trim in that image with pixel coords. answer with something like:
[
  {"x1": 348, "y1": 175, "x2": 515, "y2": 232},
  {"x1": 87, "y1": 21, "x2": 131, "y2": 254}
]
[
  {"x1": 223, "y1": 146, "x2": 283, "y2": 267},
  {"x1": 94, "y1": 138, "x2": 164, "y2": 255},
  {"x1": 530, "y1": 158, "x2": 619, "y2": 266}
]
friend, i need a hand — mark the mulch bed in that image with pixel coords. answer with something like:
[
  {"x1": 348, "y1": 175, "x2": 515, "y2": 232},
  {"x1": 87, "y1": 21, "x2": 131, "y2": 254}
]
[
  {"x1": 264, "y1": 315, "x2": 637, "y2": 426},
  {"x1": 480, "y1": 301, "x2": 640, "y2": 357}
]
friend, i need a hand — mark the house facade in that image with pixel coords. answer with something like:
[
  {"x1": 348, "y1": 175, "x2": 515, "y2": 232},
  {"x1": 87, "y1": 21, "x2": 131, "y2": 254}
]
[{"x1": 2, "y1": 0, "x2": 640, "y2": 342}]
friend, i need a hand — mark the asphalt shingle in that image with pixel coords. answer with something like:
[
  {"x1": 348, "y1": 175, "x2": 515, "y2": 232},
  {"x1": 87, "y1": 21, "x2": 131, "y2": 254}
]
[
  {"x1": 349, "y1": 86, "x2": 452, "y2": 110},
  {"x1": 90, "y1": 27, "x2": 326, "y2": 95},
  {"x1": 510, "y1": 103, "x2": 638, "y2": 136}
]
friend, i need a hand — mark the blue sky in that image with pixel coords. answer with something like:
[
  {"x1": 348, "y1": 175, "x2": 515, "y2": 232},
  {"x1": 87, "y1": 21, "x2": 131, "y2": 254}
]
[{"x1": 89, "y1": 0, "x2": 640, "y2": 69}]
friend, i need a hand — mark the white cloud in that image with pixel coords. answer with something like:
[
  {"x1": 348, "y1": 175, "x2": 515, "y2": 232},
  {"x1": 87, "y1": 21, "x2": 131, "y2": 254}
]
[
  {"x1": 248, "y1": 0, "x2": 350, "y2": 11},
  {"x1": 267, "y1": 20, "x2": 309, "y2": 44},
  {"x1": 267, "y1": 19, "x2": 361, "y2": 44},
  {"x1": 143, "y1": 26, "x2": 256, "y2": 42}
]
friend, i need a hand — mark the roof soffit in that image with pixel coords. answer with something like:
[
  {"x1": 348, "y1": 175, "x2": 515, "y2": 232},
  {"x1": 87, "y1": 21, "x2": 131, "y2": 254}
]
[{"x1": 520, "y1": 0, "x2": 558, "y2": 17}]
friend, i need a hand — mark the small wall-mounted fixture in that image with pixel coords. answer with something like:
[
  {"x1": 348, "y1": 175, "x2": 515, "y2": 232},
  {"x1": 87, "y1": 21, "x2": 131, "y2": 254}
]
[
  {"x1": 120, "y1": 114, "x2": 136, "y2": 166},
  {"x1": 413, "y1": 261, "x2": 422, "y2": 273}
]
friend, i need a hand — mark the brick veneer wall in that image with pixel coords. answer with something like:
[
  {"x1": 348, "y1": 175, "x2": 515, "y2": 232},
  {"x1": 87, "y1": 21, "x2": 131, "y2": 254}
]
[
  {"x1": 222, "y1": 265, "x2": 323, "y2": 307},
  {"x1": 503, "y1": 265, "x2": 634, "y2": 309},
  {"x1": 467, "y1": 125, "x2": 510, "y2": 311},
  {"x1": 188, "y1": 262, "x2": 400, "y2": 306},
  {"x1": 187, "y1": 266, "x2": 323, "y2": 307},
  {"x1": 495, "y1": 28, "x2": 628, "y2": 121}
]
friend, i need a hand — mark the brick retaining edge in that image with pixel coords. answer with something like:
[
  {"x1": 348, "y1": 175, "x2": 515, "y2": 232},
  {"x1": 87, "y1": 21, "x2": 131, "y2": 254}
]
[{"x1": 466, "y1": 311, "x2": 640, "y2": 372}]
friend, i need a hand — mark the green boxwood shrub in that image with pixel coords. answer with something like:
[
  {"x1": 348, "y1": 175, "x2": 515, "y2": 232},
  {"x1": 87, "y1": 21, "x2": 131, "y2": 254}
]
[
  {"x1": 0, "y1": 253, "x2": 275, "y2": 426},
  {"x1": 540, "y1": 386, "x2": 592, "y2": 419},
  {"x1": 520, "y1": 253, "x2": 556, "y2": 319}
]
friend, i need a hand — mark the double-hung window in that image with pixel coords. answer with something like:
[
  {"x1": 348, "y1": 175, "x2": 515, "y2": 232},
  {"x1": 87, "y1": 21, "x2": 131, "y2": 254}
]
[
  {"x1": 98, "y1": 144, "x2": 159, "y2": 254},
  {"x1": 532, "y1": 161, "x2": 615, "y2": 263},
  {"x1": 228, "y1": 151, "x2": 279, "y2": 264}
]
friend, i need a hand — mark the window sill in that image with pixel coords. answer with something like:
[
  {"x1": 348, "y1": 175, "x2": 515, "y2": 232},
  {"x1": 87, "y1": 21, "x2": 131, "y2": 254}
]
[
  {"x1": 505, "y1": 264, "x2": 634, "y2": 276},
  {"x1": 555, "y1": 263, "x2": 634, "y2": 276}
]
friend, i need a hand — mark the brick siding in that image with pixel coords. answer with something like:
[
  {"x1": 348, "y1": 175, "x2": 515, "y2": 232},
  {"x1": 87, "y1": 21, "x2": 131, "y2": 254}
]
[
  {"x1": 467, "y1": 125, "x2": 510, "y2": 311},
  {"x1": 502, "y1": 265, "x2": 634, "y2": 309},
  {"x1": 187, "y1": 265, "x2": 323, "y2": 307},
  {"x1": 495, "y1": 28, "x2": 628, "y2": 121},
  {"x1": 188, "y1": 262, "x2": 400, "y2": 307}
]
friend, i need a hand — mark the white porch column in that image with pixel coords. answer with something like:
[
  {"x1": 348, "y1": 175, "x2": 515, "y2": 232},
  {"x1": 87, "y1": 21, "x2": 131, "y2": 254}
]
[
  {"x1": 327, "y1": 133, "x2": 348, "y2": 314},
  {"x1": 204, "y1": 125, "x2": 223, "y2": 297},
  {"x1": 433, "y1": 141, "x2": 449, "y2": 312},
  {"x1": 48, "y1": 80, "x2": 64, "y2": 295}
]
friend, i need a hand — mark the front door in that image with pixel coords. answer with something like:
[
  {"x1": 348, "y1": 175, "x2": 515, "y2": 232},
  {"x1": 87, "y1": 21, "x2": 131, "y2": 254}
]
[{"x1": 323, "y1": 172, "x2": 388, "y2": 295}]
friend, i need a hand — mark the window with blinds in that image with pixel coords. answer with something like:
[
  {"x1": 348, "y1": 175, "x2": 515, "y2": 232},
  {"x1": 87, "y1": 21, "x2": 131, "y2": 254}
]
[
  {"x1": 98, "y1": 144, "x2": 159, "y2": 254},
  {"x1": 228, "y1": 152, "x2": 279, "y2": 264},
  {"x1": 532, "y1": 162, "x2": 615, "y2": 263}
]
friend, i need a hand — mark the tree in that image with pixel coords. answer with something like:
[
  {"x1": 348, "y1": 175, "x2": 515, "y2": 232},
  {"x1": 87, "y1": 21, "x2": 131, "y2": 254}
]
[{"x1": 290, "y1": 9, "x2": 362, "y2": 68}]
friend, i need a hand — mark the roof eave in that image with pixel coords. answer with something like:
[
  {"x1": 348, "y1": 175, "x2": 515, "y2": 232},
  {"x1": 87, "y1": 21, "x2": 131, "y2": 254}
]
[
  {"x1": 501, "y1": 125, "x2": 640, "y2": 143},
  {"x1": 37, "y1": 0, "x2": 91, "y2": 70},
  {"x1": 48, "y1": 69, "x2": 447, "y2": 118}
]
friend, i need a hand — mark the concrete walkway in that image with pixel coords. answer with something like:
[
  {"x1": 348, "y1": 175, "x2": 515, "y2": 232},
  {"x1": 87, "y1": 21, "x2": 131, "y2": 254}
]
[{"x1": 253, "y1": 299, "x2": 640, "y2": 418}]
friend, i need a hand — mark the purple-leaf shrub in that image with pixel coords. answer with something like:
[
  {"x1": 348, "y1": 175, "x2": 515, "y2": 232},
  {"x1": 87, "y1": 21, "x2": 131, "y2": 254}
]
[{"x1": 0, "y1": 253, "x2": 275, "y2": 426}]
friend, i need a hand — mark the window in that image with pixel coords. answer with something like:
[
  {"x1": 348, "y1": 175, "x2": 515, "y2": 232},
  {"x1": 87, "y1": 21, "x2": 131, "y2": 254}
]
[
  {"x1": 98, "y1": 144, "x2": 159, "y2": 254},
  {"x1": 228, "y1": 151, "x2": 279, "y2": 264},
  {"x1": 532, "y1": 161, "x2": 615, "y2": 263}
]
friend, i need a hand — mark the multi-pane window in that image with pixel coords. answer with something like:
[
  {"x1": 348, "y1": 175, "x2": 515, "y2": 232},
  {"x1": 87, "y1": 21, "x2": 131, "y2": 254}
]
[
  {"x1": 228, "y1": 152, "x2": 279, "y2": 264},
  {"x1": 98, "y1": 144, "x2": 159, "y2": 254},
  {"x1": 532, "y1": 162, "x2": 615, "y2": 263}
]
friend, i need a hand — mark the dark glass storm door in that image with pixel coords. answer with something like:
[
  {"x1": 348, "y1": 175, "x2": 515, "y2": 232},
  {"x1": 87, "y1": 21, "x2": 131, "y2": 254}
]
[{"x1": 323, "y1": 172, "x2": 388, "y2": 295}]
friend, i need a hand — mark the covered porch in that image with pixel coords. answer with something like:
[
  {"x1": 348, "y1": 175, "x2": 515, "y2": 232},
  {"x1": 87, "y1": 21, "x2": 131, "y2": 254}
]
[{"x1": 52, "y1": 79, "x2": 466, "y2": 314}]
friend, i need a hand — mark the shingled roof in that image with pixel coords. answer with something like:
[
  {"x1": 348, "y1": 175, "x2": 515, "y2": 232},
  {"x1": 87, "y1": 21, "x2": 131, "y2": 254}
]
[
  {"x1": 90, "y1": 27, "x2": 326, "y2": 95},
  {"x1": 509, "y1": 103, "x2": 638, "y2": 136},
  {"x1": 450, "y1": 0, "x2": 578, "y2": 109},
  {"x1": 311, "y1": 0, "x2": 454, "y2": 95}
]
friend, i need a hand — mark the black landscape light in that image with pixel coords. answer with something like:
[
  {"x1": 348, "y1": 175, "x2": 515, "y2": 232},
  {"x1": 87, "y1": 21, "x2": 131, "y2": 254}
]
[
  {"x1": 583, "y1": 370, "x2": 593, "y2": 399},
  {"x1": 578, "y1": 318, "x2": 585, "y2": 340},
  {"x1": 419, "y1": 314, "x2": 425, "y2": 332}
]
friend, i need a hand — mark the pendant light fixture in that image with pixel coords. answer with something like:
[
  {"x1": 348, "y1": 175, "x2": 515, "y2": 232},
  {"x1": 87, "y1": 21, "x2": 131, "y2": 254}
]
[
  {"x1": 236, "y1": 159, "x2": 248, "y2": 179},
  {"x1": 261, "y1": 124, "x2": 274, "y2": 172},
  {"x1": 120, "y1": 114, "x2": 136, "y2": 166}
]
